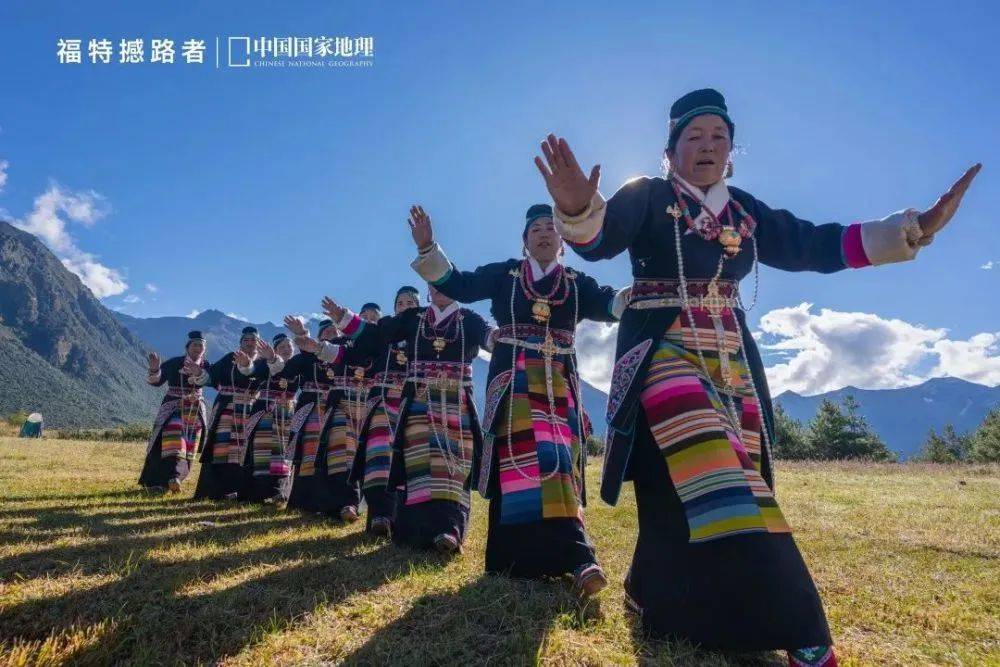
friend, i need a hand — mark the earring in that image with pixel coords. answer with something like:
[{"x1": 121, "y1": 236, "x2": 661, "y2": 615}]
[
  {"x1": 725, "y1": 161, "x2": 734, "y2": 178},
  {"x1": 522, "y1": 246, "x2": 528, "y2": 258}
]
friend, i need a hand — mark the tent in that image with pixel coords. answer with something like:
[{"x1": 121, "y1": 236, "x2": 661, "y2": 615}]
[{"x1": 18, "y1": 413, "x2": 43, "y2": 438}]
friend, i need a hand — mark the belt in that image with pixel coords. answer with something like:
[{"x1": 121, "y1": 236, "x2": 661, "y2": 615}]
[
  {"x1": 301, "y1": 381, "x2": 332, "y2": 393},
  {"x1": 166, "y1": 387, "x2": 201, "y2": 399},
  {"x1": 494, "y1": 324, "x2": 574, "y2": 347},
  {"x1": 629, "y1": 279, "x2": 740, "y2": 311},
  {"x1": 410, "y1": 361, "x2": 472, "y2": 390}
]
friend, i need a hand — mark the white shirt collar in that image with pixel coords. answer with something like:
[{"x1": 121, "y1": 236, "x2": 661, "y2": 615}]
[
  {"x1": 673, "y1": 175, "x2": 730, "y2": 218},
  {"x1": 527, "y1": 255, "x2": 563, "y2": 281},
  {"x1": 428, "y1": 302, "x2": 459, "y2": 324}
]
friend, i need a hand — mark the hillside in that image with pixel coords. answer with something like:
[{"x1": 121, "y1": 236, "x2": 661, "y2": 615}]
[{"x1": 0, "y1": 221, "x2": 159, "y2": 426}]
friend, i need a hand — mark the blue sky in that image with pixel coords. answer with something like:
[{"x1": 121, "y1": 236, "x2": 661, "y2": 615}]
[{"x1": 1, "y1": 1, "x2": 997, "y2": 394}]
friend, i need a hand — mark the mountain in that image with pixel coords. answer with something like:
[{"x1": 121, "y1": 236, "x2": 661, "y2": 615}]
[
  {"x1": 775, "y1": 377, "x2": 1000, "y2": 459},
  {"x1": 116, "y1": 311, "x2": 611, "y2": 436},
  {"x1": 0, "y1": 221, "x2": 160, "y2": 427}
]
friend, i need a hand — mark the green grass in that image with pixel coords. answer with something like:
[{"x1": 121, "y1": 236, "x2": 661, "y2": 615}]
[{"x1": 1, "y1": 438, "x2": 997, "y2": 666}]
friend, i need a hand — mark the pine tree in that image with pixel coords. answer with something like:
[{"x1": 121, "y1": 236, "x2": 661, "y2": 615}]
[
  {"x1": 916, "y1": 428, "x2": 956, "y2": 463},
  {"x1": 970, "y1": 407, "x2": 1000, "y2": 463},
  {"x1": 941, "y1": 424, "x2": 973, "y2": 461},
  {"x1": 772, "y1": 404, "x2": 814, "y2": 459},
  {"x1": 806, "y1": 395, "x2": 896, "y2": 462}
]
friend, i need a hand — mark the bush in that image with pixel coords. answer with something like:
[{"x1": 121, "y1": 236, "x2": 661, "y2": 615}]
[
  {"x1": 585, "y1": 434, "x2": 605, "y2": 457},
  {"x1": 50, "y1": 424, "x2": 152, "y2": 442}
]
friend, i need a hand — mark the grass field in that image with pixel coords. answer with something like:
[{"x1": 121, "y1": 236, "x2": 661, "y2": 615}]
[{"x1": 0, "y1": 438, "x2": 997, "y2": 666}]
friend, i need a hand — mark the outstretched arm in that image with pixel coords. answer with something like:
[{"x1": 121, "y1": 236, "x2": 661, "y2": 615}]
[
  {"x1": 408, "y1": 205, "x2": 503, "y2": 303},
  {"x1": 756, "y1": 164, "x2": 982, "y2": 272},
  {"x1": 536, "y1": 135, "x2": 647, "y2": 261}
]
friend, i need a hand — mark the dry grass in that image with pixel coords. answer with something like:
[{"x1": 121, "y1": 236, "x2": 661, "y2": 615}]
[{"x1": 0, "y1": 438, "x2": 997, "y2": 666}]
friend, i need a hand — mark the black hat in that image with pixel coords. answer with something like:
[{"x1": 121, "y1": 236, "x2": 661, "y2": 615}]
[
  {"x1": 523, "y1": 203, "x2": 553, "y2": 239},
  {"x1": 360, "y1": 302, "x2": 381, "y2": 313},
  {"x1": 186, "y1": 330, "x2": 205, "y2": 348},
  {"x1": 272, "y1": 332, "x2": 288, "y2": 346},
  {"x1": 317, "y1": 319, "x2": 335, "y2": 337},
  {"x1": 240, "y1": 325, "x2": 259, "y2": 340},
  {"x1": 396, "y1": 285, "x2": 419, "y2": 298},
  {"x1": 667, "y1": 88, "x2": 735, "y2": 152}
]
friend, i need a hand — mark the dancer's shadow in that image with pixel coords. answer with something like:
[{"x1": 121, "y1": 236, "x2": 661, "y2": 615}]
[
  {"x1": 341, "y1": 574, "x2": 582, "y2": 665},
  {"x1": 1, "y1": 518, "x2": 446, "y2": 664}
]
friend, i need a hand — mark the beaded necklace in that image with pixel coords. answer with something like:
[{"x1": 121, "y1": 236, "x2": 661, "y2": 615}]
[
  {"x1": 421, "y1": 307, "x2": 462, "y2": 357},
  {"x1": 519, "y1": 259, "x2": 571, "y2": 324},
  {"x1": 668, "y1": 178, "x2": 756, "y2": 257}
]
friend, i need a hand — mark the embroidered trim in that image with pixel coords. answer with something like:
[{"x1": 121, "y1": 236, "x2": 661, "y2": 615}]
[
  {"x1": 482, "y1": 369, "x2": 512, "y2": 432},
  {"x1": 288, "y1": 402, "x2": 315, "y2": 436},
  {"x1": 605, "y1": 338, "x2": 653, "y2": 423},
  {"x1": 478, "y1": 433, "x2": 495, "y2": 497},
  {"x1": 146, "y1": 399, "x2": 179, "y2": 454}
]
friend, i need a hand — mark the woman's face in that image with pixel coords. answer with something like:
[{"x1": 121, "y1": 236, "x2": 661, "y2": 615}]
[
  {"x1": 275, "y1": 339, "x2": 293, "y2": 359},
  {"x1": 395, "y1": 292, "x2": 418, "y2": 314},
  {"x1": 360, "y1": 307, "x2": 381, "y2": 324},
  {"x1": 239, "y1": 336, "x2": 258, "y2": 355},
  {"x1": 319, "y1": 326, "x2": 338, "y2": 342},
  {"x1": 187, "y1": 341, "x2": 205, "y2": 358},
  {"x1": 427, "y1": 283, "x2": 454, "y2": 309},
  {"x1": 525, "y1": 217, "x2": 562, "y2": 264},
  {"x1": 667, "y1": 114, "x2": 731, "y2": 187}
]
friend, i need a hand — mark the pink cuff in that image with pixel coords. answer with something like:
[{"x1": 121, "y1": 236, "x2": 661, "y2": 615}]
[{"x1": 842, "y1": 224, "x2": 871, "y2": 268}]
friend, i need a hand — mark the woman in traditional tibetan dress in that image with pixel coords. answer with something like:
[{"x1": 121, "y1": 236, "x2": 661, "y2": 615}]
[
  {"x1": 409, "y1": 204, "x2": 627, "y2": 595},
  {"x1": 282, "y1": 315, "x2": 368, "y2": 521},
  {"x1": 537, "y1": 88, "x2": 981, "y2": 664},
  {"x1": 237, "y1": 333, "x2": 300, "y2": 504},
  {"x1": 351, "y1": 287, "x2": 421, "y2": 537},
  {"x1": 139, "y1": 330, "x2": 212, "y2": 493},
  {"x1": 318, "y1": 286, "x2": 492, "y2": 554},
  {"x1": 193, "y1": 326, "x2": 262, "y2": 501}
]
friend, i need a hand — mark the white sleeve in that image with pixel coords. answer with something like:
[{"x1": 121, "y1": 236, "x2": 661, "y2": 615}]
[
  {"x1": 410, "y1": 243, "x2": 451, "y2": 283},
  {"x1": 859, "y1": 208, "x2": 923, "y2": 265},
  {"x1": 553, "y1": 192, "x2": 607, "y2": 245}
]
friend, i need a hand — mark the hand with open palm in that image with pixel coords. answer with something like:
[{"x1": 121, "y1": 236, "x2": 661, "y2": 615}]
[
  {"x1": 916, "y1": 164, "x2": 982, "y2": 244},
  {"x1": 534, "y1": 134, "x2": 601, "y2": 217}
]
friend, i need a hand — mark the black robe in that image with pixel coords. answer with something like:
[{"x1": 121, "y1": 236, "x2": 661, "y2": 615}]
[
  {"x1": 193, "y1": 351, "x2": 262, "y2": 500},
  {"x1": 138, "y1": 355, "x2": 210, "y2": 489},
  {"x1": 565, "y1": 176, "x2": 851, "y2": 649},
  {"x1": 351, "y1": 305, "x2": 492, "y2": 549}
]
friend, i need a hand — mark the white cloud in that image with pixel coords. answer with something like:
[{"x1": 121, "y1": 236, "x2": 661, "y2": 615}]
[
  {"x1": 0, "y1": 159, "x2": 8, "y2": 193},
  {"x1": 122, "y1": 294, "x2": 141, "y2": 304},
  {"x1": 981, "y1": 261, "x2": 995, "y2": 270},
  {"x1": 757, "y1": 303, "x2": 1000, "y2": 395},
  {"x1": 145, "y1": 283, "x2": 158, "y2": 293},
  {"x1": 226, "y1": 312, "x2": 248, "y2": 321},
  {"x1": 569, "y1": 305, "x2": 1000, "y2": 397},
  {"x1": 13, "y1": 183, "x2": 126, "y2": 298},
  {"x1": 187, "y1": 309, "x2": 202, "y2": 319},
  {"x1": 575, "y1": 320, "x2": 619, "y2": 392}
]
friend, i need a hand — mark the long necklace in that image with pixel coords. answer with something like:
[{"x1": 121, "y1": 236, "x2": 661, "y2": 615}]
[
  {"x1": 672, "y1": 217, "x2": 775, "y2": 485},
  {"x1": 518, "y1": 260, "x2": 571, "y2": 324},
  {"x1": 668, "y1": 178, "x2": 756, "y2": 257},
  {"x1": 414, "y1": 311, "x2": 468, "y2": 477},
  {"x1": 421, "y1": 307, "x2": 462, "y2": 357},
  {"x1": 504, "y1": 271, "x2": 582, "y2": 494},
  {"x1": 179, "y1": 361, "x2": 201, "y2": 447}
]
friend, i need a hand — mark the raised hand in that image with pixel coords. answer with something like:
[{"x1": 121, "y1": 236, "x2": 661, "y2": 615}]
[
  {"x1": 918, "y1": 163, "x2": 982, "y2": 241},
  {"x1": 256, "y1": 339, "x2": 276, "y2": 361},
  {"x1": 147, "y1": 351, "x2": 160, "y2": 372},
  {"x1": 321, "y1": 296, "x2": 346, "y2": 321},
  {"x1": 295, "y1": 336, "x2": 319, "y2": 354},
  {"x1": 283, "y1": 315, "x2": 307, "y2": 337},
  {"x1": 182, "y1": 358, "x2": 203, "y2": 377},
  {"x1": 534, "y1": 134, "x2": 601, "y2": 217},
  {"x1": 408, "y1": 205, "x2": 434, "y2": 250},
  {"x1": 235, "y1": 349, "x2": 251, "y2": 368}
]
